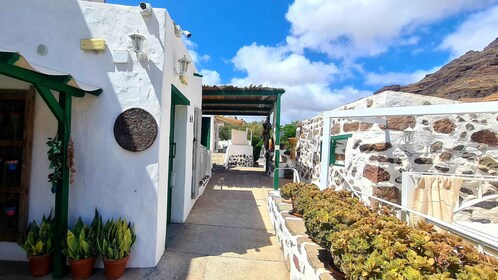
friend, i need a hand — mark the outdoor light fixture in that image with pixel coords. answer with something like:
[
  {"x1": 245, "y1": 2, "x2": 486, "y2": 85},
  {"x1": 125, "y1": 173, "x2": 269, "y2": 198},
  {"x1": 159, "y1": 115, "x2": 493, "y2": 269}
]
[
  {"x1": 403, "y1": 127, "x2": 415, "y2": 143},
  {"x1": 129, "y1": 33, "x2": 147, "y2": 62},
  {"x1": 178, "y1": 55, "x2": 191, "y2": 84},
  {"x1": 174, "y1": 23, "x2": 192, "y2": 38}
]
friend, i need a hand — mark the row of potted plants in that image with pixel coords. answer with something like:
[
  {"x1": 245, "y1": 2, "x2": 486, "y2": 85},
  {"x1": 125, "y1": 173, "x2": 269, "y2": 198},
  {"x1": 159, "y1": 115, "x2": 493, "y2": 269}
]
[
  {"x1": 19, "y1": 209, "x2": 136, "y2": 280},
  {"x1": 280, "y1": 183, "x2": 498, "y2": 279}
]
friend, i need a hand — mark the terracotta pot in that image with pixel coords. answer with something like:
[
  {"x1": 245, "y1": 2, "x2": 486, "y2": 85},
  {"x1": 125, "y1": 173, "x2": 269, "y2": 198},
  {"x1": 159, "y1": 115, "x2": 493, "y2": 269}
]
[
  {"x1": 103, "y1": 255, "x2": 130, "y2": 280},
  {"x1": 28, "y1": 253, "x2": 52, "y2": 277},
  {"x1": 69, "y1": 257, "x2": 96, "y2": 280}
]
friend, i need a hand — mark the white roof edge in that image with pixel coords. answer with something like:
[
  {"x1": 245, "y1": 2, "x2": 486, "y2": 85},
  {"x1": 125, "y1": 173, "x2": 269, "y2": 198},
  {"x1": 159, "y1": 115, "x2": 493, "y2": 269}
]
[{"x1": 324, "y1": 100, "x2": 498, "y2": 119}]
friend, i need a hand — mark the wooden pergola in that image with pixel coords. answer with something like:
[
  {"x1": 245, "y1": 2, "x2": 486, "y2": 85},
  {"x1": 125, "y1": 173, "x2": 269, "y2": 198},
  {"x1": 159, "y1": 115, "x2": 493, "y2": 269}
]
[
  {"x1": 202, "y1": 85, "x2": 285, "y2": 189},
  {"x1": 0, "y1": 49, "x2": 102, "y2": 278}
]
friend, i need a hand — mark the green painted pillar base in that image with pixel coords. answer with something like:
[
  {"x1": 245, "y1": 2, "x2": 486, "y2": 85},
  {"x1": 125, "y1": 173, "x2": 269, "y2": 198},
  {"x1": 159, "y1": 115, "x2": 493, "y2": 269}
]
[{"x1": 273, "y1": 150, "x2": 280, "y2": 190}]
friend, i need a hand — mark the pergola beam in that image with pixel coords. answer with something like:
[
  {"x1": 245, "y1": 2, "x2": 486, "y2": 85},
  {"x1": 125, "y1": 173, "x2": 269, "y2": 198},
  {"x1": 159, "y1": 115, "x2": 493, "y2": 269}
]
[
  {"x1": 203, "y1": 89, "x2": 284, "y2": 96},
  {"x1": 202, "y1": 100, "x2": 275, "y2": 105}
]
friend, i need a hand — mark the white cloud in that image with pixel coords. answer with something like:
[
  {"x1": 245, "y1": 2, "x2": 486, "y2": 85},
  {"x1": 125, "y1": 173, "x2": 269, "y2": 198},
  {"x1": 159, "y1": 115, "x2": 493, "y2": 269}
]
[
  {"x1": 230, "y1": 43, "x2": 370, "y2": 123},
  {"x1": 439, "y1": 5, "x2": 498, "y2": 57},
  {"x1": 184, "y1": 38, "x2": 210, "y2": 65},
  {"x1": 365, "y1": 65, "x2": 442, "y2": 86},
  {"x1": 232, "y1": 43, "x2": 338, "y2": 86},
  {"x1": 188, "y1": 50, "x2": 210, "y2": 65},
  {"x1": 285, "y1": 0, "x2": 497, "y2": 58},
  {"x1": 281, "y1": 85, "x2": 372, "y2": 122},
  {"x1": 200, "y1": 69, "x2": 221, "y2": 85}
]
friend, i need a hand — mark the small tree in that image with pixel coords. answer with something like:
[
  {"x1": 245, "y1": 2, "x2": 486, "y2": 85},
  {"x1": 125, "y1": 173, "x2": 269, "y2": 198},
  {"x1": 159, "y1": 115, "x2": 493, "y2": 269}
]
[{"x1": 281, "y1": 121, "x2": 298, "y2": 151}]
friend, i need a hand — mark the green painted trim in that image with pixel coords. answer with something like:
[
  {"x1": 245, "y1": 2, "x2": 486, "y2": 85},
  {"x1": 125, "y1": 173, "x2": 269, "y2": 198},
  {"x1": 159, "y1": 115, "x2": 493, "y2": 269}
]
[
  {"x1": 171, "y1": 84, "x2": 190, "y2": 105},
  {"x1": 0, "y1": 62, "x2": 102, "y2": 96},
  {"x1": 273, "y1": 94, "x2": 282, "y2": 190},
  {"x1": 34, "y1": 85, "x2": 65, "y2": 122},
  {"x1": 201, "y1": 117, "x2": 211, "y2": 148},
  {"x1": 202, "y1": 89, "x2": 285, "y2": 96},
  {"x1": 330, "y1": 133, "x2": 353, "y2": 141},
  {"x1": 53, "y1": 92, "x2": 71, "y2": 278},
  {"x1": 329, "y1": 134, "x2": 352, "y2": 167},
  {"x1": 193, "y1": 73, "x2": 203, "y2": 77}
]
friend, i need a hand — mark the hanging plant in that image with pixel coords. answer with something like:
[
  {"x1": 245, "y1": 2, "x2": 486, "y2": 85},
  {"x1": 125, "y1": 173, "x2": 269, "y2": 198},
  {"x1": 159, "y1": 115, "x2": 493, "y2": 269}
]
[
  {"x1": 47, "y1": 137, "x2": 62, "y2": 193},
  {"x1": 67, "y1": 139, "x2": 76, "y2": 184}
]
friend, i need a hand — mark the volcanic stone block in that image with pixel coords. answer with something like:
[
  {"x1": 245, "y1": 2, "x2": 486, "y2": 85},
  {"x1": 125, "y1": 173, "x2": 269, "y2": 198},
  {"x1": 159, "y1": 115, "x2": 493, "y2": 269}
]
[
  {"x1": 380, "y1": 116, "x2": 415, "y2": 131},
  {"x1": 415, "y1": 157, "x2": 433, "y2": 165},
  {"x1": 363, "y1": 164, "x2": 391, "y2": 183},
  {"x1": 360, "y1": 142, "x2": 393, "y2": 152},
  {"x1": 343, "y1": 122, "x2": 359, "y2": 132},
  {"x1": 433, "y1": 118, "x2": 456, "y2": 134},
  {"x1": 430, "y1": 141, "x2": 443, "y2": 153},
  {"x1": 471, "y1": 130, "x2": 498, "y2": 146}
]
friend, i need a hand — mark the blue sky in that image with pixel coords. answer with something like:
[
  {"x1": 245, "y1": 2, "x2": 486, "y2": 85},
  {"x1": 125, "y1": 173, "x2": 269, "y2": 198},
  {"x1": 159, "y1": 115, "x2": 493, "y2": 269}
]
[{"x1": 109, "y1": 0, "x2": 498, "y2": 123}]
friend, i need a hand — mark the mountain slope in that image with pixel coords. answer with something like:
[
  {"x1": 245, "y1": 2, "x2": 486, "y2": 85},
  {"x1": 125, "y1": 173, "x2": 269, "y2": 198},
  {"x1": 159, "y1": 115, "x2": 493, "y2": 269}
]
[{"x1": 375, "y1": 38, "x2": 498, "y2": 101}]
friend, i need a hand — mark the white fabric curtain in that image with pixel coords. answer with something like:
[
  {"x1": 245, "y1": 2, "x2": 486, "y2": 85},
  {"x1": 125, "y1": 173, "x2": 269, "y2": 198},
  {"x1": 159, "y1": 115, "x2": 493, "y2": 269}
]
[{"x1": 412, "y1": 175, "x2": 464, "y2": 224}]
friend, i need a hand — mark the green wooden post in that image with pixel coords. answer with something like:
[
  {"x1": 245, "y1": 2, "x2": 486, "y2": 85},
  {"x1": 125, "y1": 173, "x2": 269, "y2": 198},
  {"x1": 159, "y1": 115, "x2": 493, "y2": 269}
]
[
  {"x1": 53, "y1": 92, "x2": 71, "y2": 279},
  {"x1": 273, "y1": 94, "x2": 281, "y2": 190}
]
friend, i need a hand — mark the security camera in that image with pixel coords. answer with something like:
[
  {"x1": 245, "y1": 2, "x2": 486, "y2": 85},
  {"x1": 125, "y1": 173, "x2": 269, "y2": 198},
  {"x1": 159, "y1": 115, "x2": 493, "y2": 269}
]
[
  {"x1": 182, "y1": 30, "x2": 192, "y2": 38},
  {"x1": 139, "y1": 2, "x2": 152, "y2": 16}
]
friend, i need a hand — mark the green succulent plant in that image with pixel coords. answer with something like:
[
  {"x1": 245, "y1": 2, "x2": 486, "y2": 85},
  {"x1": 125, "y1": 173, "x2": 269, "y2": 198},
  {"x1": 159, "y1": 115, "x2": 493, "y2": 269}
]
[
  {"x1": 297, "y1": 188, "x2": 498, "y2": 279},
  {"x1": 97, "y1": 218, "x2": 136, "y2": 260},
  {"x1": 19, "y1": 212, "x2": 53, "y2": 256},
  {"x1": 62, "y1": 209, "x2": 102, "y2": 260}
]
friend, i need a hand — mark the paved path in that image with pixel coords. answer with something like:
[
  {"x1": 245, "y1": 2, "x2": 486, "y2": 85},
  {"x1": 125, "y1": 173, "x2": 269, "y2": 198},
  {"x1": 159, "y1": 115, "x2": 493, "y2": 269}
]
[
  {"x1": 144, "y1": 168, "x2": 290, "y2": 280},
  {"x1": 0, "y1": 168, "x2": 290, "y2": 280}
]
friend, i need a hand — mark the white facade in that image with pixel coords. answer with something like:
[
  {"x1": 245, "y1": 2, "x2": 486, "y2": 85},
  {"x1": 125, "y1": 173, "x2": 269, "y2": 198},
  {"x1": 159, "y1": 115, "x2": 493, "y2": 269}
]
[{"x1": 0, "y1": 0, "x2": 205, "y2": 267}]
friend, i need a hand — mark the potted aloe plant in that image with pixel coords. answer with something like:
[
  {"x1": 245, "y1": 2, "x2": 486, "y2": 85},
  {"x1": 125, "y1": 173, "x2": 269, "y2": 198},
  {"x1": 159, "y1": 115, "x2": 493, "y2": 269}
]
[
  {"x1": 97, "y1": 218, "x2": 136, "y2": 280},
  {"x1": 19, "y1": 213, "x2": 53, "y2": 277},
  {"x1": 62, "y1": 209, "x2": 102, "y2": 280}
]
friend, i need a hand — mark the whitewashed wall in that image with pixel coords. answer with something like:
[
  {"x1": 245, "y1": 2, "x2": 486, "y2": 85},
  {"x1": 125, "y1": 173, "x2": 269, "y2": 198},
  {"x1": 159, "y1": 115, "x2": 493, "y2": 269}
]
[{"x1": 0, "y1": 0, "x2": 202, "y2": 267}]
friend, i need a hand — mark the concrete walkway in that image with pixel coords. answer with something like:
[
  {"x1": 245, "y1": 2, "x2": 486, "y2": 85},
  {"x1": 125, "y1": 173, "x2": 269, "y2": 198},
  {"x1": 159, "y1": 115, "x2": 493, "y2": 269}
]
[
  {"x1": 0, "y1": 168, "x2": 290, "y2": 280},
  {"x1": 145, "y1": 168, "x2": 290, "y2": 280}
]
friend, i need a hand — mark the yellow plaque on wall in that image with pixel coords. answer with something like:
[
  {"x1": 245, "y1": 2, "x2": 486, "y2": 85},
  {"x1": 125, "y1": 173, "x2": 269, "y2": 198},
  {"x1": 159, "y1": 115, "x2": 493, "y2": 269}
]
[{"x1": 80, "y1": 39, "x2": 106, "y2": 51}]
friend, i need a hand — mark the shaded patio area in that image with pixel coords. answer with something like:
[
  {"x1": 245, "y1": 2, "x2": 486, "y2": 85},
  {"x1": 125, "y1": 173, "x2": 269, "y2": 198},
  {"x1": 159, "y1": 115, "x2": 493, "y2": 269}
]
[{"x1": 0, "y1": 167, "x2": 291, "y2": 280}]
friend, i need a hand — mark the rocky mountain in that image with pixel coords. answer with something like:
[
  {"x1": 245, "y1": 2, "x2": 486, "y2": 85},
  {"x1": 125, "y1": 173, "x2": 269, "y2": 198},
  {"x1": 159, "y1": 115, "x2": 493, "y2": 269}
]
[{"x1": 375, "y1": 38, "x2": 498, "y2": 101}]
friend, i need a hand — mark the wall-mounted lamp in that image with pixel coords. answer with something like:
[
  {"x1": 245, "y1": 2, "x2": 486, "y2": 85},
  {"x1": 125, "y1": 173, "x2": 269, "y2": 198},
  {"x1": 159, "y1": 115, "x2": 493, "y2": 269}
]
[
  {"x1": 178, "y1": 55, "x2": 191, "y2": 84},
  {"x1": 403, "y1": 127, "x2": 415, "y2": 143},
  {"x1": 174, "y1": 23, "x2": 192, "y2": 38},
  {"x1": 129, "y1": 33, "x2": 147, "y2": 62}
]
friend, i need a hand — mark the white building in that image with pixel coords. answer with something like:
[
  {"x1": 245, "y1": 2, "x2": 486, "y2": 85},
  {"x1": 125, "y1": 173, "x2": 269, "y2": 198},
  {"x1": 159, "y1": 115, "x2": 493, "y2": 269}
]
[{"x1": 0, "y1": 0, "x2": 210, "y2": 271}]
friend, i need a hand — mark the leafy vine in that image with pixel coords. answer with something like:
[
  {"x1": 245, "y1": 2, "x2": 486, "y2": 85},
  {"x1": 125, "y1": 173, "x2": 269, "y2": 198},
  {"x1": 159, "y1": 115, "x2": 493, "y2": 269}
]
[{"x1": 47, "y1": 137, "x2": 75, "y2": 193}]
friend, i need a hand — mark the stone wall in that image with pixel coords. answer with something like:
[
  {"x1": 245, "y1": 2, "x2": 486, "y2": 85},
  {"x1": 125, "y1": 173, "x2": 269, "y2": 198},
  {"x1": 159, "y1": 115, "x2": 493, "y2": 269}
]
[
  {"x1": 294, "y1": 91, "x2": 498, "y2": 224},
  {"x1": 268, "y1": 191, "x2": 340, "y2": 280}
]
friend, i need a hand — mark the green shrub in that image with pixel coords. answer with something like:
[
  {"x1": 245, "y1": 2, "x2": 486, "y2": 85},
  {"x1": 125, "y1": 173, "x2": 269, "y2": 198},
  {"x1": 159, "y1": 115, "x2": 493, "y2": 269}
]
[
  {"x1": 293, "y1": 188, "x2": 321, "y2": 215},
  {"x1": 297, "y1": 189, "x2": 498, "y2": 279},
  {"x1": 280, "y1": 182, "x2": 305, "y2": 200}
]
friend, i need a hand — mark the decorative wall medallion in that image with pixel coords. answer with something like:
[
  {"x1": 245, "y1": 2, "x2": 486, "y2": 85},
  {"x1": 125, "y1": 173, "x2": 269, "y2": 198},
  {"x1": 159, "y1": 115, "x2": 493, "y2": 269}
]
[{"x1": 113, "y1": 108, "x2": 158, "y2": 152}]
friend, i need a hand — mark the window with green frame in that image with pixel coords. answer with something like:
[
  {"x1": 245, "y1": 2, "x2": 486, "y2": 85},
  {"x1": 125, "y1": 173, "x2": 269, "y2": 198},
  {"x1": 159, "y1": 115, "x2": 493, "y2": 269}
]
[{"x1": 329, "y1": 134, "x2": 352, "y2": 167}]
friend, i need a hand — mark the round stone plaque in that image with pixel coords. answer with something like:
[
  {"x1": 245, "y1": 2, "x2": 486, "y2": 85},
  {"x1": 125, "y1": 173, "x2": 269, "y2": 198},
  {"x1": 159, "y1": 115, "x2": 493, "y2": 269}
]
[{"x1": 113, "y1": 108, "x2": 158, "y2": 152}]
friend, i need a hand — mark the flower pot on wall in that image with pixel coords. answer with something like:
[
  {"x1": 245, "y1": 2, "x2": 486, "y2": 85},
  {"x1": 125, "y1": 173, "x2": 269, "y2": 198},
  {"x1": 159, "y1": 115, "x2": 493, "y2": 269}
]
[
  {"x1": 103, "y1": 255, "x2": 130, "y2": 280},
  {"x1": 69, "y1": 257, "x2": 96, "y2": 280},
  {"x1": 28, "y1": 253, "x2": 53, "y2": 277}
]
